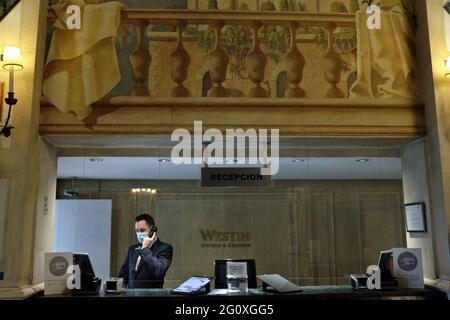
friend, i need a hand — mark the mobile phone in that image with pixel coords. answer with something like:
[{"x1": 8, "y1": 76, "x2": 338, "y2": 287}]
[{"x1": 149, "y1": 225, "x2": 158, "y2": 237}]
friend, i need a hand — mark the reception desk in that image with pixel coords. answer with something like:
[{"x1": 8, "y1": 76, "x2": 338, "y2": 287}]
[
  {"x1": 26, "y1": 286, "x2": 446, "y2": 318},
  {"x1": 33, "y1": 285, "x2": 446, "y2": 300}
]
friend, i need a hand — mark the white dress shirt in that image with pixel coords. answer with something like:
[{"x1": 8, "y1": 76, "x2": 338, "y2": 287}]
[{"x1": 135, "y1": 238, "x2": 157, "y2": 272}]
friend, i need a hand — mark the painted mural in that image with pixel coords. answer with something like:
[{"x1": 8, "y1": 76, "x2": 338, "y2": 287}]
[
  {"x1": 0, "y1": 82, "x2": 3, "y2": 122},
  {"x1": 43, "y1": 0, "x2": 417, "y2": 120},
  {"x1": 349, "y1": 0, "x2": 417, "y2": 99}
]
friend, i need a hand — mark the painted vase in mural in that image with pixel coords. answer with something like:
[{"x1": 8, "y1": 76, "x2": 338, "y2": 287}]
[
  {"x1": 246, "y1": 23, "x2": 268, "y2": 98},
  {"x1": 208, "y1": 23, "x2": 229, "y2": 97},
  {"x1": 322, "y1": 25, "x2": 345, "y2": 98},
  {"x1": 170, "y1": 25, "x2": 191, "y2": 97},
  {"x1": 129, "y1": 23, "x2": 151, "y2": 96},
  {"x1": 284, "y1": 23, "x2": 306, "y2": 98}
]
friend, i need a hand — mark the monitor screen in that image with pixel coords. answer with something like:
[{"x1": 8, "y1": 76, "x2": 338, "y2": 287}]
[
  {"x1": 73, "y1": 253, "x2": 95, "y2": 277},
  {"x1": 378, "y1": 250, "x2": 394, "y2": 274},
  {"x1": 172, "y1": 276, "x2": 213, "y2": 294},
  {"x1": 214, "y1": 259, "x2": 257, "y2": 289}
]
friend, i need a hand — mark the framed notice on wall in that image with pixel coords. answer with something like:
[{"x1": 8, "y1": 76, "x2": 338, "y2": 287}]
[{"x1": 404, "y1": 203, "x2": 427, "y2": 233}]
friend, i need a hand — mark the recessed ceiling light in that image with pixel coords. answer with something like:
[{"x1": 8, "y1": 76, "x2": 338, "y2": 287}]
[
  {"x1": 89, "y1": 158, "x2": 103, "y2": 162},
  {"x1": 357, "y1": 159, "x2": 370, "y2": 163},
  {"x1": 159, "y1": 159, "x2": 171, "y2": 163}
]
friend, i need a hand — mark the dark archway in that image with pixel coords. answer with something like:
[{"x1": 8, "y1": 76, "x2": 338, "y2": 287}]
[
  {"x1": 276, "y1": 71, "x2": 288, "y2": 98},
  {"x1": 347, "y1": 71, "x2": 357, "y2": 97},
  {"x1": 202, "y1": 71, "x2": 212, "y2": 97}
]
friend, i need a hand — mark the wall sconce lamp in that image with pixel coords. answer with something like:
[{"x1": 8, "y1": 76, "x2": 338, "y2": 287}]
[{"x1": 0, "y1": 46, "x2": 23, "y2": 137}]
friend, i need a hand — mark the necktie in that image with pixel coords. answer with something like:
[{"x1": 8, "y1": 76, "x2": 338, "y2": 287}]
[
  {"x1": 135, "y1": 254, "x2": 142, "y2": 272},
  {"x1": 135, "y1": 239, "x2": 156, "y2": 272}
]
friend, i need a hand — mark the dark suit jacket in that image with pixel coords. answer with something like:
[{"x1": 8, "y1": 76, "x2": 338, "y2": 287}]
[{"x1": 118, "y1": 239, "x2": 173, "y2": 288}]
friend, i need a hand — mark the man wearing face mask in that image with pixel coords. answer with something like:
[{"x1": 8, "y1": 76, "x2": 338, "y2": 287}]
[{"x1": 118, "y1": 214, "x2": 173, "y2": 288}]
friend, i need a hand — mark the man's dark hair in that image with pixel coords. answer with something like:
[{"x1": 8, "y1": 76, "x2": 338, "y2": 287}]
[{"x1": 135, "y1": 214, "x2": 155, "y2": 227}]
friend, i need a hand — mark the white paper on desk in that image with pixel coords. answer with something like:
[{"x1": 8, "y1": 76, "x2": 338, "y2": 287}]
[
  {"x1": 226, "y1": 262, "x2": 247, "y2": 278},
  {"x1": 208, "y1": 289, "x2": 229, "y2": 296},
  {"x1": 258, "y1": 274, "x2": 302, "y2": 293}
]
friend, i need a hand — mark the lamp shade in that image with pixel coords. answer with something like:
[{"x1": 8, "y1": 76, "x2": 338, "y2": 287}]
[{"x1": 2, "y1": 46, "x2": 23, "y2": 71}]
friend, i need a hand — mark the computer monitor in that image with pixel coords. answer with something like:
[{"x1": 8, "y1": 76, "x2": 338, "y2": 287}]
[
  {"x1": 378, "y1": 250, "x2": 394, "y2": 276},
  {"x1": 71, "y1": 253, "x2": 101, "y2": 294},
  {"x1": 214, "y1": 259, "x2": 257, "y2": 289},
  {"x1": 73, "y1": 253, "x2": 96, "y2": 277}
]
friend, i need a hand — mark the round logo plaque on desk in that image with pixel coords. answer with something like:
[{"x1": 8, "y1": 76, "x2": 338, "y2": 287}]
[
  {"x1": 49, "y1": 256, "x2": 69, "y2": 276},
  {"x1": 397, "y1": 252, "x2": 418, "y2": 272}
]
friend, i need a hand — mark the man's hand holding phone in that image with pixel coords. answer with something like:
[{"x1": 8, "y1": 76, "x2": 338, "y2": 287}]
[{"x1": 142, "y1": 229, "x2": 157, "y2": 248}]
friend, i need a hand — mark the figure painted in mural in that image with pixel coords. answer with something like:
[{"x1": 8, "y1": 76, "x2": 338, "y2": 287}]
[
  {"x1": 119, "y1": 214, "x2": 173, "y2": 288},
  {"x1": 43, "y1": 0, "x2": 125, "y2": 120},
  {"x1": 349, "y1": 0, "x2": 417, "y2": 99}
]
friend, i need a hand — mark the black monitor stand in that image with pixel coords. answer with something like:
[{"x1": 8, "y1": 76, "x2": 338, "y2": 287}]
[
  {"x1": 71, "y1": 273, "x2": 102, "y2": 296},
  {"x1": 380, "y1": 270, "x2": 399, "y2": 290},
  {"x1": 71, "y1": 253, "x2": 101, "y2": 295}
]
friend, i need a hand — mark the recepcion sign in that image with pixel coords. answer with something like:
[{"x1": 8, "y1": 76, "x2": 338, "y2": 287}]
[{"x1": 201, "y1": 167, "x2": 271, "y2": 187}]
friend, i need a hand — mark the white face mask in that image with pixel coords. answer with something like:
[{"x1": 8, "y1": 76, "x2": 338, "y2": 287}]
[{"x1": 136, "y1": 231, "x2": 149, "y2": 244}]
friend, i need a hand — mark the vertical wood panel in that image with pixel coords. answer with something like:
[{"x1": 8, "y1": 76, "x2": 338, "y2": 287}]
[
  {"x1": 358, "y1": 192, "x2": 405, "y2": 268},
  {"x1": 307, "y1": 192, "x2": 334, "y2": 285},
  {"x1": 333, "y1": 191, "x2": 361, "y2": 283},
  {"x1": 111, "y1": 193, "x2": 135, "y2": 276},
  {"x1": 294, "y1": 188, "x2": 309, "y2": 284}
]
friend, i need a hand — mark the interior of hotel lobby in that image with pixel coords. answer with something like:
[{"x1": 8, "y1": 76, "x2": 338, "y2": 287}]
[{"x1": 0, "y1": 0, "x2": 449, "y2": 307}]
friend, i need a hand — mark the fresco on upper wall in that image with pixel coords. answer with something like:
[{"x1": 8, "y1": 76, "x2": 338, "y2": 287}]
[
  {"x1": 111, "y1": 0, "x2": 187, "y2": 96},
  {"x1": 43, "y1": 0, "x2": 417, "y2": 120},
  {"x1": 109, "y1": 0, "x2": 362, "y2": 98},
  {"x1": 103, "y1": 0, "x2": 358, "y2": 12},
  {"x1": 116, "y1": 0, "x2": 187, "y2": 8},
  {"x1": 349, "y1": 0, "x2": 416, "y2": 99}
]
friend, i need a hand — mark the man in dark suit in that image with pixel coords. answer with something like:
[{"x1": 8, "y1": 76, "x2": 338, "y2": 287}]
[{"x1": 119, "y1": 214, "x2": 173, "y2": 288}]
